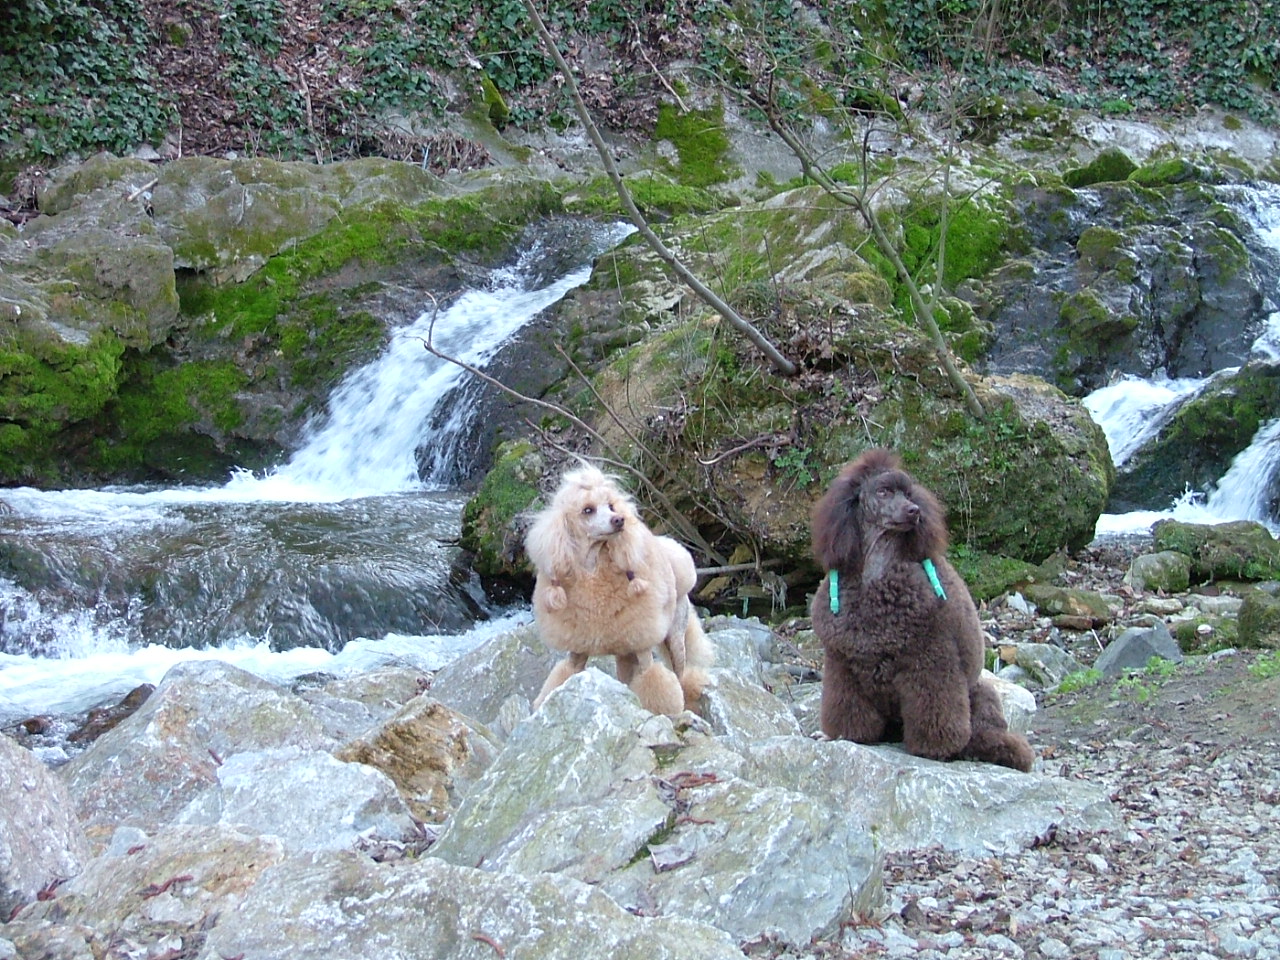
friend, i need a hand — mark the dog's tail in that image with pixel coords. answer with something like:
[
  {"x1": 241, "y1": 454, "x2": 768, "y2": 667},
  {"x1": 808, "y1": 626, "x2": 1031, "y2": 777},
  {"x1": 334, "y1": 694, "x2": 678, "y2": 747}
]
[{"x1": 674, "y1": 612, "x2": 714, "y2": 709}]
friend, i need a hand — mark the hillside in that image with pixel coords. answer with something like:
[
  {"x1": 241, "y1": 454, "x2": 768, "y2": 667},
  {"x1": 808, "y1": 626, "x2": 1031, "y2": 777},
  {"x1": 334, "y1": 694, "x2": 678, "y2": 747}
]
[{"x1": 2, "y1": 0, "x2": 1278, "y2": 209}]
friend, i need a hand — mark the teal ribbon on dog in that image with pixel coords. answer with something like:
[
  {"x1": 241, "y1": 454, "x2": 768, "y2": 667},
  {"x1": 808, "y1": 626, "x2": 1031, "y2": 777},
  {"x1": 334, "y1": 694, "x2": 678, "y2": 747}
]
[
  {"x1": 829, "y1": 561, "x2": 944, "y2": 614},
  {"x1": 922, "y1": 558, "x2": 947, "y2": 599}
]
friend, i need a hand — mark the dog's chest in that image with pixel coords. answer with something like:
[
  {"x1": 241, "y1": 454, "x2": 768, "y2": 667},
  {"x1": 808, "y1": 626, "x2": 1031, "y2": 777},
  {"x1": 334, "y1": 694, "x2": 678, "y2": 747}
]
[{"x1": 823, "y1": 566, "x2": 942, "y2": 651}]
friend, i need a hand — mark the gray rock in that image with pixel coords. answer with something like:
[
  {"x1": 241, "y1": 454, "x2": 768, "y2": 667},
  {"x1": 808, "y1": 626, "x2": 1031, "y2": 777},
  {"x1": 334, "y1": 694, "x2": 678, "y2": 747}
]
[
  {"x1": 1124, "y1": 551, "x2": 1192, "y2": 593},
  {"x1": 730, "y1": 737, "x2": 1115, "y2": 856},
  {"x1": 60, "y1": 660, "x2": 333, "y2": 846},
  {"x1": 1014, "y1": 642, "x2": 1088, "y2": 687},
  {"x1": 428, "y1": 670, "x2": 671, "y2": 871},
  {"x1": 0, "y1": 734, "x2": 91, "y2": 921},
  {"x1": 196, "y1": 851, "x2": 744, "y2": 960},
  {"x1": 428, "y1": 622, "x2": 559, "y2": 727},
  {"x1": 1094, "y1": 621, "x2": 1184, "y2": 677},
  {"x1": 174, "y1": 747, "x2": 418, "y2": 852}
]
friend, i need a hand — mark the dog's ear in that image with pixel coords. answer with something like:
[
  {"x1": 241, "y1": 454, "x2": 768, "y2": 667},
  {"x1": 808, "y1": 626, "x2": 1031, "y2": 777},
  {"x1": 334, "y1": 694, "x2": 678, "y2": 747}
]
[
  {"x1": 907, "y1": 478, "x2": 949, "y2": 555},
  {"x1": 602, "y1": 494, "x2": 649, "y2": 579},
  {"x1": 811, "y1": 468, "x2": 864, "y2": 570},
  {"x1": 524, "y1": 499, "x2": 581, "y2": 580}
]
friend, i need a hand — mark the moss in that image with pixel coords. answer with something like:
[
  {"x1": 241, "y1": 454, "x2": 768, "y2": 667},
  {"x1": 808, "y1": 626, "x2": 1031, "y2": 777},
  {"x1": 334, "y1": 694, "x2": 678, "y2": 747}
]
[
  {"x1": 566, "y1": 173, "x2": 722, "y2": 218},
  {"x1": 869, "y1": 193, "x2": 1013, "y2": 316},
  {"x1": 1063, "y1": 148, "x2": 1138, "y2": 188},
  {"x1": 480, "y1": 73, "x2": 510, "y2": 126},
  {"x1": 460, "y1": 440, "x2": 544, "y2": 577},
  {"x1": 1129, "y1": 158, "x2": 1198, "y2": 186},
  {"x1": 653, "y1": 101, "x2": 736, "y2": 188},
  {"x1": 949, "y1": 547, "x2": 1042, "y2": 602},
  {"x1": 1059, "y1": 289, "x2": 1137, "y2": 344},
  {"x1": 1076, "y1": 225, "x2": 1128, "y2": 269},
  {"x1": 0, "y1": 330, "x2": 127, "y2": 482}
]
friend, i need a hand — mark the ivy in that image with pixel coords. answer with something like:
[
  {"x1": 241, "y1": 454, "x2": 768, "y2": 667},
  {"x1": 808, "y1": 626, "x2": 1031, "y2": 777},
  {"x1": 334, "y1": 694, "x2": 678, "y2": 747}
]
[{"x1": 0, "y1": 0, "x2": 174, "y2": 160}]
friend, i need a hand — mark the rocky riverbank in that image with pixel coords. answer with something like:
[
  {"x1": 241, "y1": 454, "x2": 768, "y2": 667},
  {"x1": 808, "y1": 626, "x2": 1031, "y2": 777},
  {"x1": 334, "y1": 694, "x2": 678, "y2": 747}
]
[{"x1": 2, "y1": 529, "x2": 1278, "y2": 959}]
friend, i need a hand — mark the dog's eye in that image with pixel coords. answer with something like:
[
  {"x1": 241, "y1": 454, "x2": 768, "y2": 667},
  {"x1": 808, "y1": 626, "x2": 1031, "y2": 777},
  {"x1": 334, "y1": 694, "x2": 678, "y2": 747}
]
[
  {"x1": 582, "y1": 506, "x2": 595, "y2": 516},
  {"x1": 877, "y1": 487, "x2": 892, "y2": 498}
]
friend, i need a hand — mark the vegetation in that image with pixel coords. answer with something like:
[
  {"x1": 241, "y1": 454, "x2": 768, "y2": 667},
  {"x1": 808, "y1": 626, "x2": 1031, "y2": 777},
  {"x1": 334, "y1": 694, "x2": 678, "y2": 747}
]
[{"x1": 3, "y1": 0, "x2": 1276, "y2": 176}]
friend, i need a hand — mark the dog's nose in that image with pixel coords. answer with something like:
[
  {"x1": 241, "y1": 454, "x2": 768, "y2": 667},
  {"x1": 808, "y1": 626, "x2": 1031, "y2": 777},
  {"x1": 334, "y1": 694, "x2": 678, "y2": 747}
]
[
  {"x1": 905, "y1": 502, "x2": 920, "y2": 520},
  {"x1": 611, "y1": 515, "x2": 625, "y2": 530}
]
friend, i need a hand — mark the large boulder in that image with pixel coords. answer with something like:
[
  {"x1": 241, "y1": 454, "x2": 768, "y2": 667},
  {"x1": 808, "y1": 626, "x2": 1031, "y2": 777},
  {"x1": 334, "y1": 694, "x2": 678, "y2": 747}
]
[{"x1": 60, "y1": 660, "x2": 334, "y2": 847}]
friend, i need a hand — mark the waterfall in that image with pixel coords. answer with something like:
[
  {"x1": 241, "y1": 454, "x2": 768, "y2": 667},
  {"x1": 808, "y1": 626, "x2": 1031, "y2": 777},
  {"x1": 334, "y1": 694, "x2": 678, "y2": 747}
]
[
  {"x1": 228, "y1": 219, "x2": 636, "y2": 501},
  {"x1": 1088, "y1": 182, "x2": 1280, "y2": 537},
  {"x1": 0, "y1": 219, "x2": 635, "y2": 722}
]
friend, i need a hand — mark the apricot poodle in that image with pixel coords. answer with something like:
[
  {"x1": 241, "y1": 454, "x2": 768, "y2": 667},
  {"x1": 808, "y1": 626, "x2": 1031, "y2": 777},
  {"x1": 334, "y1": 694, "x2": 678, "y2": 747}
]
[{"x1": 525, "y1": 464, "x2": 712, "y2": 716}]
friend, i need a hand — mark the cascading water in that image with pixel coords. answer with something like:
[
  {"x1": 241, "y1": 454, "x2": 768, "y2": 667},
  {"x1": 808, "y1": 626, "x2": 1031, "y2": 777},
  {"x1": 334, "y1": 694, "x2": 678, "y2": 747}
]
[
  {"x1": 0, "y1": 219, "x2": 635, "y2": 727},
  {"x1": 1087, "y1": 181, "x2": 1280, "y2": 537}
]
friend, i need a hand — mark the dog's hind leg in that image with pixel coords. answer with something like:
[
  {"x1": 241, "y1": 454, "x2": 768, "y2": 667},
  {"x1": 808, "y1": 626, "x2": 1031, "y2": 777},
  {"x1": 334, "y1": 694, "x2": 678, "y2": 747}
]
[
  {"x1": 533, "y1": 651, "x2": 590, "y2": 710},
  {"x1": 960, "y1": 680, "x2": 1035, "y2": 772},
  {"x1": 627, "y1": 648, "x2": 685, "y2": 717},
  {"x1": 674, "y1": 613, "x2": 712, "y2": 709},
  {"x1": 662, "y1": 596, "x2": 691, "y2": 677}
]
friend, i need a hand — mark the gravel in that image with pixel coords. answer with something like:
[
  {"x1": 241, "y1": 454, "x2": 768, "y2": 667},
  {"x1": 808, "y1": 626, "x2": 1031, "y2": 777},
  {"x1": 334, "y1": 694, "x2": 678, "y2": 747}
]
[{"x1": 759, "y1": 534, "x2": 1280, "y2": 960}]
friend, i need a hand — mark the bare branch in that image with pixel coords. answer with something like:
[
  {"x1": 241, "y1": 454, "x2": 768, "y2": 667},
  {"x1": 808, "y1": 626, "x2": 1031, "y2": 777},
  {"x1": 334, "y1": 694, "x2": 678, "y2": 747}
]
[{"x1": 520, "y1": 0, "x2": 798, "y2": 377}]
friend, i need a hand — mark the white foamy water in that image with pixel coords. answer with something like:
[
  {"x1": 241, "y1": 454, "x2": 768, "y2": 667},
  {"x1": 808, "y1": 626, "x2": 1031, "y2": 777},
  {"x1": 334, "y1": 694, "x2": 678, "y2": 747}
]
[
  {"x1": 0, "y1": 610, "x2": 531, "y2": 721},
  {"x1": 1088, "y1": 183, "x2": 1280, "y2": 538}
]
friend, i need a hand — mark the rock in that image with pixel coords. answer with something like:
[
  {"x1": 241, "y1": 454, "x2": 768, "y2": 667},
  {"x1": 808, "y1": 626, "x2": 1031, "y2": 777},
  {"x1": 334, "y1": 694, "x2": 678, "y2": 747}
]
[
  {"x1": 197, "y1": 852, "x2": 744, "y2": 960},
  {"x1": 6, "y1": 825, "x2": 285, "y2": 953},
  {"x1": 1020, "y1": 585, "x2": 1115, "y2": 624},
  {"x1": 0, "y1": 735, "x2": 91, "y2": 921},
  {"x1": 60, "y1": 661, "x2": 333, "y2": 847},
  {"x1": 1124, "y1": 551, "x2": 1192, "y2": 593},
  {"x1": 700, "y1": 669, "x2": 804, "y2": 748},
  {"x1": 334, "y1": 696, "x2": 500, "y2": 822},
  {"x1": 1014, "y1": 642, "x2": 1088, "y2": 687},
  {"x1": 1094, "y1": 621, "x2": 1184, "y2": 677},
  {"x1": 428, "y1": 622, "x2": 560, "y2": 728},
  {"x1": 987, "y1": 671, "x2": 1037, "y2": 733},
  {"x1": 174, "y1": 747, "x2": 418, "y2": 852},
  {"x1": 1237, "y1": 589, "x2": 1280, "y2": 649},
  {"x1": 428, "y1": 670, "x2": 673, "y2": 873},
  {"x1": 1153, "y1": 519, "x2": 1280, "y2": 582}
]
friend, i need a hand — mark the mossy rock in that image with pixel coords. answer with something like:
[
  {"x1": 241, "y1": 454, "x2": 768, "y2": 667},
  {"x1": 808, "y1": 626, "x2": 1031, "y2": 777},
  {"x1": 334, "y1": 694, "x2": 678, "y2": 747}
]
[
  {"x1": 1063, "y1": 148, "x2": 1138, "y2": 188},
  {"x1": 1020, "y1": 584, "x2": 1115, "y2": 623},
  {"x1": 1124, "y1": 551, "x2": 1192, "y2": 594},
  {"x1": 949, "y1": 550, "x2": 1043, "y2": 603},
  {"x1": 1237, "y1": 588, "x2": 1280, "y2": 649},
  {"x1": 461, "y1": 440, "x2": 545, "y2": 578},
  {"x1": 37, "y1": 153, "x2": 157, "y2": 216},
  {"x1": 653, "y1": 100, "x2": 737, "y2": 189},
  {"x1": 564, "y1": 172, "x2": 723, "y2": 219},
  {"x1": 1152, "y1": 520, "x2": 1280, "y2": 582},
  {"x1": 1129, "y1": 158, "x2": 1199, "y2": 187},
  {"x1": 1170, "y1": 615, "x2": 1239, "y2": 653}
]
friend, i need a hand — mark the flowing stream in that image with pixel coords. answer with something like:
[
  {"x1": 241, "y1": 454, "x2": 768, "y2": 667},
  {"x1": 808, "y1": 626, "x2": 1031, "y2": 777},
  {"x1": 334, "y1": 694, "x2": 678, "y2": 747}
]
[
  {"x1": 3, "y1": 182, "x2": 1280, "y2": 729},
  {"x1": 0, "y1": 219, "x2": 634, "y2": 726}
]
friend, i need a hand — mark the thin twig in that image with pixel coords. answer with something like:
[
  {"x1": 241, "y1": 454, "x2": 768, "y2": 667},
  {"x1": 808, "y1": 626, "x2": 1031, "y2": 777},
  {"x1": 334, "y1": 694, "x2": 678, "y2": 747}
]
[{"x1": 125, "y1": 178, "x2": 158, "y2": 203}]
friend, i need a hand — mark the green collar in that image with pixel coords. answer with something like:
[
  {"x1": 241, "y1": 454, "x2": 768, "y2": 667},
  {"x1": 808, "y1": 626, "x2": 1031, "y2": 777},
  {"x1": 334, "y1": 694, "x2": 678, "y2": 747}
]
[{"x1": 828, "y1": 560, "x2": 947, "y2": 614}]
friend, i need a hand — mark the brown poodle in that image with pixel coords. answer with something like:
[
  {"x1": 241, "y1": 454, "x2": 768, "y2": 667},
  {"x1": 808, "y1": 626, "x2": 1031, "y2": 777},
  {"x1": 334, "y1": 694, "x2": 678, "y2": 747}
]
[
  {"x1": 525, "y1": 464, "x2": 713, "y2": 716},
  {"x1": 809, "y1": 449, "x2": 1033, "y2": 771}
]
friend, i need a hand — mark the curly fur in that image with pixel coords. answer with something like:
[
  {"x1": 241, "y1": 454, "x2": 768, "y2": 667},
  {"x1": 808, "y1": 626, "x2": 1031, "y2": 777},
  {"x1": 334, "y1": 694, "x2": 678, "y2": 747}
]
[
  {"x1": 810, "y1": 448, "x2": 1034, "y2": 772},
  {"x1": 525, "y1": 464, "x2": 713, "y2": 716}
]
